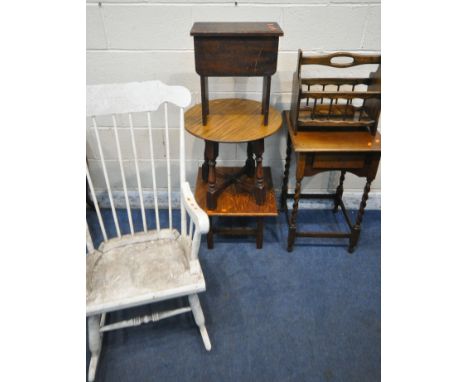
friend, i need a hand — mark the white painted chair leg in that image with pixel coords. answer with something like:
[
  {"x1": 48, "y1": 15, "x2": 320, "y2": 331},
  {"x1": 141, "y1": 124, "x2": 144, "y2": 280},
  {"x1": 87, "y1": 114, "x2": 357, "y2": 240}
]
[
  {"x1": 188, "y1": 294, "x2": 212, "y2": 351},
  {"x1": 88, "y1": 315, "x2": 103, "y2": 382}
]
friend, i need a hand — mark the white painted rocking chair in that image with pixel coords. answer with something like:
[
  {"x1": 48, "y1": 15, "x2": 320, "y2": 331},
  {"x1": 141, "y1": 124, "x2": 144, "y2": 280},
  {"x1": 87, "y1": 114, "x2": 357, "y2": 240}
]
[{"x1": 86, "y1": 81, "x2": 211, "y2": 382}]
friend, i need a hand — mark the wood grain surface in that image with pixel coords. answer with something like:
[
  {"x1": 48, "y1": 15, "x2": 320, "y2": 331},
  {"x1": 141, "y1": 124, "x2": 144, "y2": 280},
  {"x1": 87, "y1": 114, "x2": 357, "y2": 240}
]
[
  {"x1": 285, "y1": 111, "x2": 381, "y2": 153},
  {"x1": 195, "y1": 167, "x2": 278, "y2": 216},
  {"x1": 185, "y1": 99, "x2": 282, "y2": 142},
  {"x1": 190, "y1": 22, "x2": 284, "y2": 37}
]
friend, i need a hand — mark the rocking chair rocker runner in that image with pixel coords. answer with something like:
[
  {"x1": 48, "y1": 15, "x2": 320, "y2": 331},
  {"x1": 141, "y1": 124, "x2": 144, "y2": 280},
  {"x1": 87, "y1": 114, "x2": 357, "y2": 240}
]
[{"x1": 86, "y1": 81, "x2": 212, "y2": 382}]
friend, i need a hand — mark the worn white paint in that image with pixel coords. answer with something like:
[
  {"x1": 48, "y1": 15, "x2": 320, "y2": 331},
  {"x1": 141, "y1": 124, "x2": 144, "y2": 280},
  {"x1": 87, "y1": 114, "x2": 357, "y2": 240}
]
[
  {"x1": 128, "y1": 113, "x2": 147, "y2": 232},
  {"x1": 100, "y1": 307, "x2": 192, "y2": 332},
  {"x1": 87, "y1": 315, "x2": 102, "y2": 382},
  {"x1": 164, "y1": 102, "x2": 173, "y2": 230},
  {"x1": 87, "y1": 80, "x2": 191, "y2": 117},
  {"x1": 86, "y1": 164, "x2": 108, "y2": 242},
  {"x1": 112, "y1": 114, "x2": 134, "y2": 234},
  {"x1": 92, "y1": 117, "x2": 122, "y2": 238},
  {"x1": 147, "y1": 111, "x2": 161, "y2": 231},
  {"x1": 86, "y1": 229, "x2": 206, "y2": 315},
  {"x1": 86, "y1": 81, "x2": 212, "y2": 382}
]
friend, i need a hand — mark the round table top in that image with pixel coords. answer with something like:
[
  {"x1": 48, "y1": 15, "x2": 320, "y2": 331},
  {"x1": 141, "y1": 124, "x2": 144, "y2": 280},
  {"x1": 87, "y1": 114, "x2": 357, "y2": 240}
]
[{"x1": 184, "y1": 98, "x2": 282, "y2": 143}]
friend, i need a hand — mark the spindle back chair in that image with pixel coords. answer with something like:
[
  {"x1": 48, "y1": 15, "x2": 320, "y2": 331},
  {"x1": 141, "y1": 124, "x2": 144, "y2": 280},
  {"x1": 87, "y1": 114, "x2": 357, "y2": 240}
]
[
  {"x1": 86, "y1": 80, "x2": 211, "y2": 382},
  {"x1": 289, "y1": 50, "x2": 381, "y2": 135}
]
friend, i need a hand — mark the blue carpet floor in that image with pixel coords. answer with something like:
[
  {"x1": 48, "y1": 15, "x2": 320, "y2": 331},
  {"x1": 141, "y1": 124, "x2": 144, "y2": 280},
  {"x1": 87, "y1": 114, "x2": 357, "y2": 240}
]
[{"x1": 87, "y1": 207, "x2": 380, "y2": 382}]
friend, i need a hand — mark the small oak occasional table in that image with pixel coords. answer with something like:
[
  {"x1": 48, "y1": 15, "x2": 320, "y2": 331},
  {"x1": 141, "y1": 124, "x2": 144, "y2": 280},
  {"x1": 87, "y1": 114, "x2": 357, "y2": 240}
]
[
  {"x1": 190, "y1": 22, "x2": 283, "y2": 126},
  {"x1": 185, "y1": 98, "x2": 282, "y2": 248},
  {"x1": 280, "y1": 110, "x2": 381, "y2": 253}
]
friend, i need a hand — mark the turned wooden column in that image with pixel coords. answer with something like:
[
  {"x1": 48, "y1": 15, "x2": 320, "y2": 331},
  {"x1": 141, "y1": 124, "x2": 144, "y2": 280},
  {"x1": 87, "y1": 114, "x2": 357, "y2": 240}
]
[
  {"x1": 333, "y1": 170, "x2": 346, "y2": 213},
  {"x1": 201, "y1": 142, "x2": 209, "y2": 182},
  {"x1": 205, "y1": 140, "x2": 219, "y2": 210},
  {"x1": 280, "y1": 133, "x2": 292, "y2": 210},
  {"x1": 348, "y1": 177, "x2": 372, "y2": 253},
  {"x1": 287, "y1": 153, "x2": 305, "y2": 252},
  {"x1": 245, "y1": 141, "x2": 255, "y2": 177},
  {"x1": 252, "y1": 139, "x2": 266, "y2": 204}
]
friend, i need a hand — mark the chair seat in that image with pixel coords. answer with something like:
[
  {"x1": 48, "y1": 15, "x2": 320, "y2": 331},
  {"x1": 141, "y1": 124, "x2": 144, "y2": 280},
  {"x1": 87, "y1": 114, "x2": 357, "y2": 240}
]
[{"x1": 86, "y1": 229, "x2": 206, "y2": 316}]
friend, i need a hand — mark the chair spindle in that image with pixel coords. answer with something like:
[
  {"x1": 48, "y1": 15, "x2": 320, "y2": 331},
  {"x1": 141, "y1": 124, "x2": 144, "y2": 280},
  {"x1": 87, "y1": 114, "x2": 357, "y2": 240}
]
[
  {"x1": 164, "y1": 103, "x2": 173, "y2": 230},
  {"x1": 179, "y1": 107, "x2": 187, "y2": 237},
  {"x1": 147, "y1": 111, "x2": 161, "y2": 231},
  {"x1": 112, "y1": 115, "x2": 134, "y2": 235},
  {"x1": 128, "y1": 113, "x2": 147, "y2": 233},
  {"x1": 92, "y1": 117, "x2": 121, "y2": 238},
  {"x1": 86, "y1": 164, "x2": 108, "y2": 242}
]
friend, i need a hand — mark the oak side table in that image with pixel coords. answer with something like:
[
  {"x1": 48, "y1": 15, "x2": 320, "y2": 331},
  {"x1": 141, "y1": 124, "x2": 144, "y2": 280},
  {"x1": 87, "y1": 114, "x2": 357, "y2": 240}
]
[
  {"x1": 190, "y1": 22, "x2": 283, "y2": 126},
  {"x1": 185, "y1": 98, "x2": 282, "y2": 248},
  {"x1": 280, "y1": 111, "x2": 381, "y2": 253}
]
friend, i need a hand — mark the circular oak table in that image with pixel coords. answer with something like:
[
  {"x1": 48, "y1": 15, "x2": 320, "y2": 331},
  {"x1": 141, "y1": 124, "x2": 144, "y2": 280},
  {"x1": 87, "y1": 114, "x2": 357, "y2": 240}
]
[{"x1": 185, "y1": 98, "x2": 282, "y2": 210}]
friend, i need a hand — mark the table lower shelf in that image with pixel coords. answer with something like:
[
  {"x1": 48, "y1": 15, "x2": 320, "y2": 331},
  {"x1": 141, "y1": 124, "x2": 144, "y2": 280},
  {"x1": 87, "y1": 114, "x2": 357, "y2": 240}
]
[
  {"x1": 195, "y1": 167, "x2": 277, "y2": 216},
  {"x1": 195, "y1": 166, "x2": 277, "y2": 249}
]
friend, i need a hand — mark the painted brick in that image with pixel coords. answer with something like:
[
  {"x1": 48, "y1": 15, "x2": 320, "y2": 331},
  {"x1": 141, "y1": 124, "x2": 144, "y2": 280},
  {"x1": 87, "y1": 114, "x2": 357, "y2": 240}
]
[
  {"x1": 230, "y1": 0, "x2": 328, "y2": 3},
  {"x1": 192, "y1": 5, "x2": 281, "y2": 23},
  {"x1": 362, "y1": 5, "x2": 380, "y2": 50},
  {"x1": 159, "y1": 0, "x2": 327, "y2": 3},
  {"x1": 282, "y1": 5, "x2": 368, "y2": 51},
  {"x1": 86, "y1": 0, "x2": 381, "y2": 6},
  {"x1": 87, "y1": 0, "x2": 145, "y2": 3},
  {"x1": 101, "y1": 5, "x2": 192, "y2": 50},
  {"x1": 87, "y1": 0, "x2": 231, "y2": 2},
  {"x1": 88, "y1": 0, "x2": 332, "y2": 3},
  {"x1": 332, "y1": 0, "x2": 379, "y2": 3},
  {"x1": 87, "y1": 51, "x2": 198, "y2": 89},
  {"x1": 87, "y1": 5, "x2": 107, "y2": 49}
]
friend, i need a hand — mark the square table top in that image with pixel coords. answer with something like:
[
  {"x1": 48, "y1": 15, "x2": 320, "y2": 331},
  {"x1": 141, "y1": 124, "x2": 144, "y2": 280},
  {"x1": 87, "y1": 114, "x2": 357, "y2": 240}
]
[
  {"x1": 285, "y1": 111, "x2": 381, "y2": 153},
  {"x1": 190, "y1": 22, "x2": 284, "y2": 37}
]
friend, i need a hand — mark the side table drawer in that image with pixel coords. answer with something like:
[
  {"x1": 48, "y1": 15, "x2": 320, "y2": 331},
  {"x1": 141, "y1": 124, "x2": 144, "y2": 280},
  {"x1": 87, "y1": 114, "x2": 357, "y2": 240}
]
[{"x1": 308, "y1": 153, "x2": 366, "y2": 170}]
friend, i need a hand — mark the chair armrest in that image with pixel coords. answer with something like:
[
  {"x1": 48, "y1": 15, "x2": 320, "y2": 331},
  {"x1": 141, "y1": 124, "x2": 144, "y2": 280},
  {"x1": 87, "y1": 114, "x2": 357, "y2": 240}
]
[{"x1": 181, "y1": 182, "x2": 209, "y2": 235}]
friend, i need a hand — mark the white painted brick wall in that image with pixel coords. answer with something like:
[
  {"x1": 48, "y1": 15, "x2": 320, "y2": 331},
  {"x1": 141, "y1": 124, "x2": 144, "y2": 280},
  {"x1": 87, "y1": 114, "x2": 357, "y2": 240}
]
[{"x1": 86, "y1": 0, "x2": 381, "y2": 202}]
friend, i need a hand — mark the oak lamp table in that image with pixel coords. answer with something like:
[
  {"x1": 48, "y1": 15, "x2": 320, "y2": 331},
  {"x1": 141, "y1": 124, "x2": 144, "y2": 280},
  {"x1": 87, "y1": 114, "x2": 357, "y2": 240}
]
[
  {"x1": 185, "y1": 98, "x2": 282, "y2": 248},
  {"x1": 280, "y1": 111, "x2": 381, "y2": 253}
]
